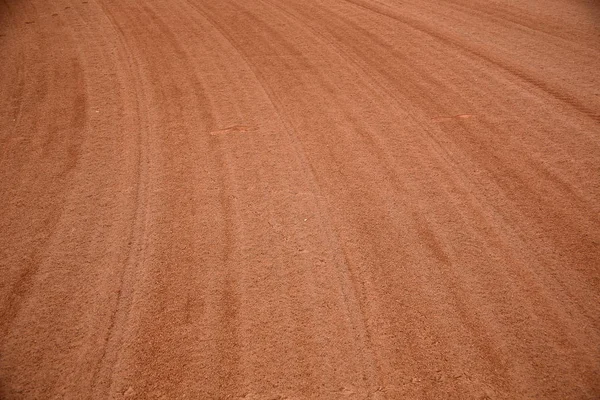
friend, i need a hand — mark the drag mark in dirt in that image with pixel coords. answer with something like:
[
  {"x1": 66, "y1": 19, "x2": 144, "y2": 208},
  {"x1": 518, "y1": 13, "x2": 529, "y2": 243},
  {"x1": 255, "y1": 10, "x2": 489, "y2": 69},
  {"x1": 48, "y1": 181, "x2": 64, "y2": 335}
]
[
  {"x1": 433, "y1": 114, "x2": 474, "y2": 122},
  {"x1": 210, "y1": 125, "x2": 257, "y2": 136}
]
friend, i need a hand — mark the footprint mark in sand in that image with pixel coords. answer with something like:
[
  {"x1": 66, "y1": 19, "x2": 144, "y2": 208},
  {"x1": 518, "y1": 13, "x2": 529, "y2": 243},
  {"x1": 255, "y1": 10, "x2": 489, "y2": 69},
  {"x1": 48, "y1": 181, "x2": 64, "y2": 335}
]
[
  {"x1": 210, "y1": 125, "x2": 256, "y2": 136},
  {"x1": 25, "y1": 21, "x2": 35, "y2": 25},
  {"x1": 433, "y1": 114, "x2": 474, "y2": 122}
]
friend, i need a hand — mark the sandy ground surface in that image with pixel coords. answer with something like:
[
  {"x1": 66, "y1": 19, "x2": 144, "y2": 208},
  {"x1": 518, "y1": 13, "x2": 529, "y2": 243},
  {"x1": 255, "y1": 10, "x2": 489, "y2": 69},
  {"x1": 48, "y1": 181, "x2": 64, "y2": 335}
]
[{"x1": 1, "y1": 0, "x2": 599, "y2": 398}]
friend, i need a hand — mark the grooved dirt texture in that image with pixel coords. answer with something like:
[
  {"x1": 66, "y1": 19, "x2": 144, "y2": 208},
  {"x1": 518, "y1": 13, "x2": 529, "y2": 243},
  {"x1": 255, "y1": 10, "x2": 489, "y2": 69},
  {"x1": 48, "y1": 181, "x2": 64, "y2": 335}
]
[{"x1": 1, "y1": 0, "x2": 599, "y2": 399}]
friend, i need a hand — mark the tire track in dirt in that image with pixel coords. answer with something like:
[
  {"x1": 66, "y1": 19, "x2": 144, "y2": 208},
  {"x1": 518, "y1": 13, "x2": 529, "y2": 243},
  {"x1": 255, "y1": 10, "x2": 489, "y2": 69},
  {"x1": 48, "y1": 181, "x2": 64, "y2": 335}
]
[
  {"x1": 438, "y1": 0, "x2": 600, "y2": 50},
  {"x1": 1, "y1": 0, "x2": 599, "y2": 399},
  {"x1": 343, "y1": 0, "x2": 600, "y2": 123},
  {"x1": 193, "y1": 0, "x2": 600, "y2": 397},
  {"x1": 84, "y1": 3, "x2": 153, "y2": 397},
  {"x1": 193, "y1": 0, "x2": 496, "y2": 394},
  {"x1": 275, "y1": 0, "x2": 600, "y2": 271},
  {"x1": 1, "y1": 1, "x2": 148, "y2": 397},
  {"x1": 188, "y1": 0, "x2": 384, "y2": 391}
]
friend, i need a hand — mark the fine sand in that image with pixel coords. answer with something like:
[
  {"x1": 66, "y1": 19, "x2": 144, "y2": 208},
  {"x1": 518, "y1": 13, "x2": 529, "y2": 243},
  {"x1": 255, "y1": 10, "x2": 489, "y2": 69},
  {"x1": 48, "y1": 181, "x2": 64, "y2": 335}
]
[{"x1": 1, "y1": 0, "x2": 599, "y2": 398}]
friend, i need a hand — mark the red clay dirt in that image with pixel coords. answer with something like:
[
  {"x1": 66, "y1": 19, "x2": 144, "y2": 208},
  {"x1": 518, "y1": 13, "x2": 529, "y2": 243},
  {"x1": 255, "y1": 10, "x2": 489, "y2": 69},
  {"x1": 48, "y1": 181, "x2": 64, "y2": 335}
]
[{"x1": 1, "y1": 0, "x2": 599, "y2": 399}]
